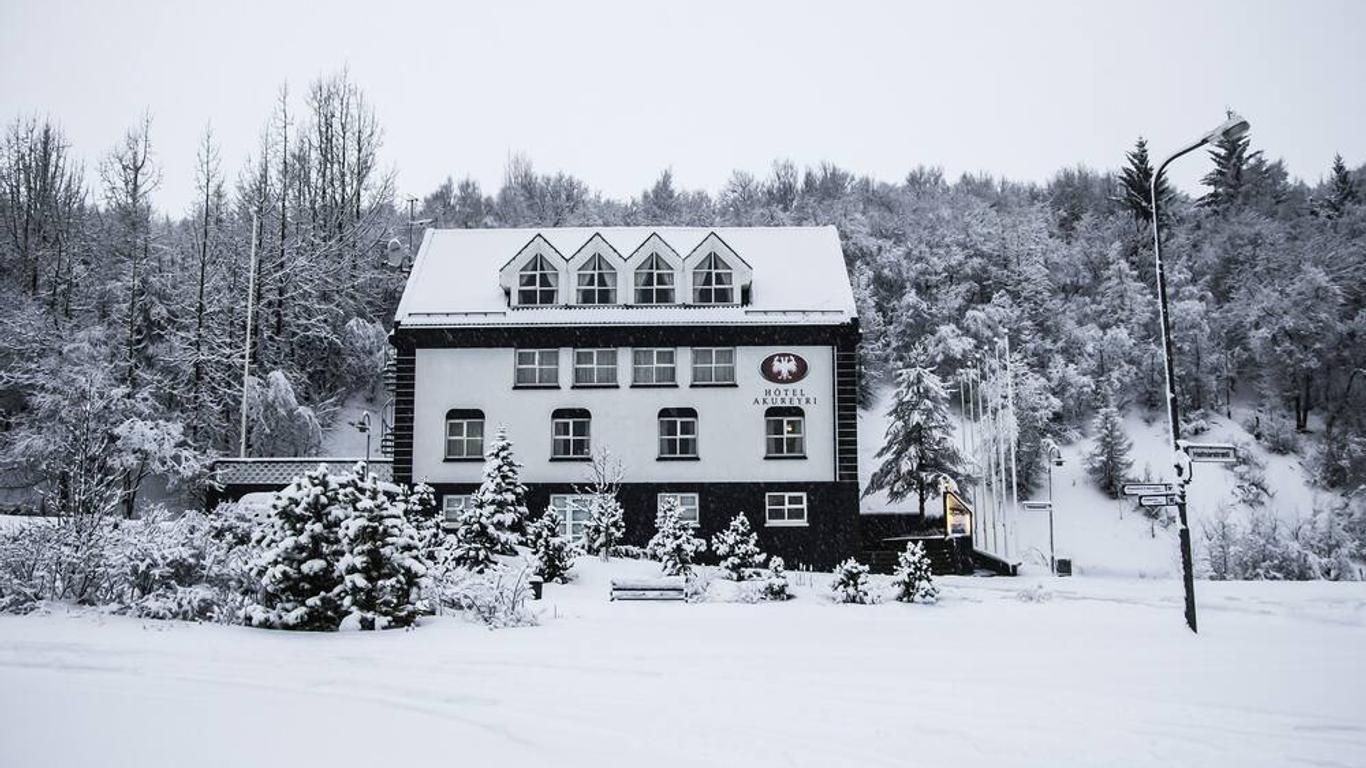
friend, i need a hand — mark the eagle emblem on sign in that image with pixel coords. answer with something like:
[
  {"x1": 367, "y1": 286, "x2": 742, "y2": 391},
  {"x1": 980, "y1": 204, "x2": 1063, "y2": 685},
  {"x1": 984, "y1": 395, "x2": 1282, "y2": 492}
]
[{"x1": 760, "y1": 352, "x2": 808, "y2": 383}]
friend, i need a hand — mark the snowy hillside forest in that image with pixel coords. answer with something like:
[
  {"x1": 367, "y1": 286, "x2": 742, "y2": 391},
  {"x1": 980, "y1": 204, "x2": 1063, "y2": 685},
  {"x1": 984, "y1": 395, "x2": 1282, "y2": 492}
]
[{"x1": 2, "y1": 71, "x2": 1365, "y2": 547}]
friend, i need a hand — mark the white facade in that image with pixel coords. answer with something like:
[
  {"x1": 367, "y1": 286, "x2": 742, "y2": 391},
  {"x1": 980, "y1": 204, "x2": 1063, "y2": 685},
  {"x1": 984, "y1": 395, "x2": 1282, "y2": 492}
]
[{"x1": 411, "y1": 344, "x2": 836, "y2": 485}]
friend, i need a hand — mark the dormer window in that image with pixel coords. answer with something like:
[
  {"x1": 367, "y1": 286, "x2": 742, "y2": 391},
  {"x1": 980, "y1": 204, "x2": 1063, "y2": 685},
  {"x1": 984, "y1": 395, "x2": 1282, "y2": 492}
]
[
  {"x1": 634, "y1": 253, "x2": 676, "y2": 304},
  {"x1": 518, "y1": 255, "x2": 560, "y2": 305},
  {"x1": 576, "y1": 254, "x2": 617, "y2": 305},
  {"x1": 692, "y1": 252, "x2": 734, "y2": 304}
]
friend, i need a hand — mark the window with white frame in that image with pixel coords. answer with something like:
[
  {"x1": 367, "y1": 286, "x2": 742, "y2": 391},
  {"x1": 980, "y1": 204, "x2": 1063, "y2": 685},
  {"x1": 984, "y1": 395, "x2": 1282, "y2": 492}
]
[
  {"x1": 515, "y1": 348, "x2": 559, "y2": 386},
  {"x1": 442, "y1": 494, "x2": 474, "y2": 524},
  {"x1": 765, "y1": 492, "x2": 808, "y2": 526},
  {"x1": 691, "y1": 347, "x2": 736, "y2": 385},
  {"x1": 657, "y1": 492, "x2": 700, "y2": 525},
  {"x1": 576, "y1": 254, "x2": 618, "y2": 304},
  {"x1": 658, "y1": 407, "x2": 699, "y2": 458},
  {"x1": 764, "y1": 406, "x2": 806, "y2": 458},
  {"x1": 692, "y1": 252, "x2": 735, "y2": 304},
  {"x1": 517, "y1": 254, "x2": 560, "y2": 305},
  {"x1": 634, "y1": 253, "x2": 676, "y2": 304},
  {"x1": 549, "y1": 494, "x2": 593, "y2": 539},
  {"x1": 551, "y1": 408, "x2": 591, "y2": 459},
  {"x1": 632, "y1": 348, "x2": 676, "y2": 385},
  {"x1": 573, "y1": 348, "x2": 617, "y2": 386},
  {"x1": 444, "y1": 409, "x2": 485, "y2": 460}
]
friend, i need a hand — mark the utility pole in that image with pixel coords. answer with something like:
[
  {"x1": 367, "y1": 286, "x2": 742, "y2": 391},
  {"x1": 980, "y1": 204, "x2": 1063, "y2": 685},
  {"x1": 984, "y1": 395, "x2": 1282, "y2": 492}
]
[
  {"x1": 238, "y1": 212, "x2": 259, "y2": 459},
  {"x1": 1004, "y1": 335, "x2": 1020, "y2": 558},
  {"x1": 406, "y1": 196, "x2": 418, "y2": 253}
]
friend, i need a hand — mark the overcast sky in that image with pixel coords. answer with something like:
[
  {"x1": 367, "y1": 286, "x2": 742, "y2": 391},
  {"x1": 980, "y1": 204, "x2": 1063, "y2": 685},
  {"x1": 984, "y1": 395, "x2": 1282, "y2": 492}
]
[{"x1": 3, "y1": 0, "x2": 1363, "y2": 214}]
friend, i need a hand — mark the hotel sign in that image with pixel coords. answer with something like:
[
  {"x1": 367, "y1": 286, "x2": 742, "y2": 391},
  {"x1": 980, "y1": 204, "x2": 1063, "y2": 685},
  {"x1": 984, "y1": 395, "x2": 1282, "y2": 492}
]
[{"x1": 760, "y1": 352, "x2": 808, "y2": 384}]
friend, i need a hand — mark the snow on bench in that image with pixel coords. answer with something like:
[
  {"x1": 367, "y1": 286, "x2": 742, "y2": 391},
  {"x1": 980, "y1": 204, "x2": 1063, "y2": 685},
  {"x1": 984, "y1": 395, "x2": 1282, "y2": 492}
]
[{"x1": 609, "y1": 576, "x2": 686, "y2": 602}]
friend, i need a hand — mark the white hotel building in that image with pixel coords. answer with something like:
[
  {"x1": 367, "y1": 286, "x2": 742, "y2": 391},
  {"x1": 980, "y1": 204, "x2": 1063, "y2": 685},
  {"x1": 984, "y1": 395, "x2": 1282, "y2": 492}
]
[{"x1": 389, "y1": 226, "x2": 861, "y2": 568}]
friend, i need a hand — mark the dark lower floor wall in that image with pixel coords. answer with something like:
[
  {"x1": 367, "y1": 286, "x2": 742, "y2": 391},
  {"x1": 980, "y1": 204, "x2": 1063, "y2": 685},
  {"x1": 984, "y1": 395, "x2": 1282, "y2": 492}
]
[{"x1": 432, "y1": 480, "x2": 862, "y2": 571}]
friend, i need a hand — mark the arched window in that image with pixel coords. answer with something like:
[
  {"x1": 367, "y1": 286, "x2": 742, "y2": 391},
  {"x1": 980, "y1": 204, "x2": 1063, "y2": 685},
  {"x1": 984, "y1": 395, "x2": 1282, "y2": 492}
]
[
  {"x1": 692, "y1": 252, "x2": 734, "y2": 304},
  {"x1": 634, "y1": 253, "x2": 676, "y2": 304},
  {"x1": 764, "y1": 406, "x2": 805, "y2": 458},
  {"x1": 576, "y1": 254, "x2": 617, "y2": 304},
  {"x1": 551, "y1": 408, "x2": 591, "y2": 459},
  {"x1": 658, "y1": 407, "x2": 699, "y2": 459},
  {"x1": 445, "y1": 408, "x2": 485, "y2": 460},
  {"x1": 517, "y1": 255, "x2": 559, "y2": 305}
]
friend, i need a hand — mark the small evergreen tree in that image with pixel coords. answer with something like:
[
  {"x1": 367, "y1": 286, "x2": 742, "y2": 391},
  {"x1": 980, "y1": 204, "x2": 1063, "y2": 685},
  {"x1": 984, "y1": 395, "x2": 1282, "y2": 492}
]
[
  {"x1": 477, "y1": 426, "x2": 531, "y2": 545},
  {"x1": 449, "y1": 490, "x2": 520, "y2": 573},
  {"x1": 402, "y1": 482, "x2": 444, "y2": 563},
  {"x1": 336, "y1": 470, "x2": 427, "y2": 630},
  {"x1": 581, "y1": 493, "x2": 625, "y2": 561},
  {"x1": 1117, "y1": 137, "x2": 1172, "y2": 227},
  {"x1": 1086, "y1": 405, "x2": 1134, "y2": 498},
  {"x1": 526, "y1": 508, "x2": 574, "y2": 583},
  {"x1": 243, "y1": 466, "x2": 347, "y2": 630},
  {"x1": 865, "y1": 365, "x2": 965, "y2": 515},
  {"x1": 891, "y1": 541, "x2": 938, "y2": 604},
  {"x1": 1315, "y1": 153, "x2": 1360, "y2": 219},
  {"x1": 646, "y1": 496, "x2": 705, "y2": 576},
  {"x1": 710, "y1": 513, "x2": 767, "y2": 580},
  {"x1": 830, "y1": 557, "x2": 872, "y2": 604},
  {"x1": 762, "y1": 557, "x2": 791, "y2": 601}
]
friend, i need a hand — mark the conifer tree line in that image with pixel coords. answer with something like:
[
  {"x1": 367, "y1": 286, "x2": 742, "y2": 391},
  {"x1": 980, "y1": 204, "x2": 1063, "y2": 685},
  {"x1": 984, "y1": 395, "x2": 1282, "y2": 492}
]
[{"x1": 2, "y1": 74, "x2": 1365, "y2": 514}]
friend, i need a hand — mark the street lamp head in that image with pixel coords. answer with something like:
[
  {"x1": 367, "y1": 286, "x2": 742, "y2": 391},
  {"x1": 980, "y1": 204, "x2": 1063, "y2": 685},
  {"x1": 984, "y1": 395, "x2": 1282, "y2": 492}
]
[{"x1": 1203, "y1": 112, "x2": 1250, "y2": 145}]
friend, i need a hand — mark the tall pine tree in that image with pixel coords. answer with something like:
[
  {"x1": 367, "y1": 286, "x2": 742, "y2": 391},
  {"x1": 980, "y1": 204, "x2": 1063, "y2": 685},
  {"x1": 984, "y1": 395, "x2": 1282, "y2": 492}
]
[
  {"x1": 865, "y1": 365, "x2": 965, "y2": 515},
  {"x1": 1315, "y1": 153, "x2": 1360, "y2": 219},
  {"x1": 1118, "y1": 137, "x2": 1172, "y2": 227},
  {"x1": 476, "y1": 426, "x2": 531, "y2": 545},
  {"x1": 1199, "y1": 125, "x2": 1261, "y2": 211},
  {"x1": 1086, "y1": 405, "x2": 1134, "y2": 498}
]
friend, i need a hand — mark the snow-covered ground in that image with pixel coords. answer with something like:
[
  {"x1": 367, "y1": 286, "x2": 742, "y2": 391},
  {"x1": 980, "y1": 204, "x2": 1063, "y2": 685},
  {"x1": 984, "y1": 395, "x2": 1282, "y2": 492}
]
[{"x1": 2, "y1": 556, "x2": 1364, "y2": 768}]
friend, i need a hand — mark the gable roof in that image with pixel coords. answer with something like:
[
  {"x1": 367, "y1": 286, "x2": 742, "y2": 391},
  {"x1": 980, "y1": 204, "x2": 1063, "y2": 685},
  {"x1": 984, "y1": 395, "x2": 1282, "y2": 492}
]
[{"x1": 395, "y1": 226, "x2": 856, "y2": 328}]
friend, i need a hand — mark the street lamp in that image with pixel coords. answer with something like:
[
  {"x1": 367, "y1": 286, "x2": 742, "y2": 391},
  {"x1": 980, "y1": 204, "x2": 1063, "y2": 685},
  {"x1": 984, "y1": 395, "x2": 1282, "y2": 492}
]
[
  {"x1": 1150, "y1": 111, "x2": 1250, "y2": 634},
  {"x1": 1043, "y1": 439, "x2": 1063, "y2": 574},
  {"x1": 354, "y1": 411, "x2": 373, "y2": 475}
]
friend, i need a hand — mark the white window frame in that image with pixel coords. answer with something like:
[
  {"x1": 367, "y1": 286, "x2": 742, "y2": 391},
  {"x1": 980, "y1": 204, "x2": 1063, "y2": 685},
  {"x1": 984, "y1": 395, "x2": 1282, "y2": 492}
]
[
  {"x1": 551, "y1": 410, "x2": 591, "y2": 459},
  {"x1": 444, "y1": 415, "x2": 485, "y2": 460},
  {"x1": 573, "y1": 348, "x2": 618, "y2": 386},
  {"x1": 576, "y1": 254, "x2": 618, "y2": 305},
  {"x1": 692, "y1": 252, "x2": 735, "y2": 304},
  {"x1": 764, "y1": 410, "x2": 806, "y2": 458},
  {"x1": 765, "y1": 492, "x2": 808, "y2": 527},
  {"x1": 657, "y1": 492, "x2": 700, "y2": 526},
  {"x1": 634, "y1": 253, "x2": 676, "y2": 304},
  {"x1": 515, "y1": 348, "x2": 559, "y2": 387},
  {"x1": 442, "y1": 494, "x2": 474, "y2": 524},
  {"x1": 691, "y1": 347, "x2": 736, "y2": 385},
  {"x1": 517, "y1": 254, "x2": 560, "y2": 305},
  {"x1": 632, "y1": 347, "x2": 676, "y2": 385},
  {"x1": 549, "y1": 494, "x2": 594, "y2": 539},
  {"x1": 658, "y1": 410, "x2": 699, "y2": 458}
]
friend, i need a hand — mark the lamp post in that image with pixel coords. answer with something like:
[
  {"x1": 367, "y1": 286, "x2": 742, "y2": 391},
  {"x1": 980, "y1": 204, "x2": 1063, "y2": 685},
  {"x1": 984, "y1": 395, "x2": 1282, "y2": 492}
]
[
  {"x1": 1043, "y1": 439, "x2": 1063, "y2": 574},
  {"x1": 1150, "y1": 112, "x2": 1250, "y2": 634},
  {"x1": 354, "y1": 411, "x2": 372, "y2": 475}
]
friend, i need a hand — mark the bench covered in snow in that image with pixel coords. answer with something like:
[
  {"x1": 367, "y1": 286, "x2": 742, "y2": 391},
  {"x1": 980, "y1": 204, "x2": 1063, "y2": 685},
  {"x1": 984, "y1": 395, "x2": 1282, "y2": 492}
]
[{"x1": 609, "y1": 576, "x2": 686, "y2": 602}]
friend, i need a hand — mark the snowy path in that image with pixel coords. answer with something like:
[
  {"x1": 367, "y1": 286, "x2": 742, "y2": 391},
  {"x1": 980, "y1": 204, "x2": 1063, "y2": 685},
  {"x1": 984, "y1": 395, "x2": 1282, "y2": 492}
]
[{"x1": 2, "y1": 566, "x2": 1364, "y2": 768}]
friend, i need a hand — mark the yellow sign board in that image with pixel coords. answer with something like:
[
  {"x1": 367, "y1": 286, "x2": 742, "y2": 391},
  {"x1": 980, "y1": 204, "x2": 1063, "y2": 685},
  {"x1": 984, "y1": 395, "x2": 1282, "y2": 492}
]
[{"x1": 944, "y1": 490, "x2": 973, "y2": 537}]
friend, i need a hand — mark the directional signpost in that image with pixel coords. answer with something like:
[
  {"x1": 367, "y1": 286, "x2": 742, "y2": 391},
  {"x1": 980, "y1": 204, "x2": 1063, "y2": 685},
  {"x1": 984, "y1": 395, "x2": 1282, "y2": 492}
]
[
  {"x1": 1121, "y1": 482, "x2": 1174, "y2": 497},
  {"x1": 1021, "y1": 500, "x2": 1052, "y2": 511},
  {"x1": 1138, "y1": 494, "x2": 1181, "y2": 508},
  {"x1": 1184, "y1": 443, "x2": 1238, "y2": 464}
]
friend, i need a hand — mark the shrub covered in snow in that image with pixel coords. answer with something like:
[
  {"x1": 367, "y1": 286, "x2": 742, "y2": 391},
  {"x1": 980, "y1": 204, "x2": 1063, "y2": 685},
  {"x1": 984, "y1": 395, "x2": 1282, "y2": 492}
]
[
  {"x1": 449, "y1": 492, "x2": 520, "y2": 573},
  {"x1": 646, "y1": 496, "x2": 705, "y2": 576},
  {"x1": 710, "y1": 513, "x2": 767, "y2": 580},
  {"x1": 891, "y1": 541, "x2": 939, "y2": 604},
  {"x1": 423, "y1": 564, "x2": 538, "y2": 628},
  {"x1": 526, "y1": 508, "x2": 574, "y2": 584},
  {"x1": 1201, "y1": 504, "x2": 1362, "y2": 582},
  {"x1": 830, "y1": 557, "x2": 873, "y2": 604},
  {"x1": 581, "y1": 493, "x2": 625, "y2": 560},
  {"x1": 762, "y1": 557, "x2": 791, "y2": 601}
]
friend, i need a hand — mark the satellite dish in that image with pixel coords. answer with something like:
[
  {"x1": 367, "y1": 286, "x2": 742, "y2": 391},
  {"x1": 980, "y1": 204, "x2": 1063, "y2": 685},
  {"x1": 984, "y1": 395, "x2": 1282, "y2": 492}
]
[{"x1": 385, "y1": 238, "x2": 404, "y2": 268}]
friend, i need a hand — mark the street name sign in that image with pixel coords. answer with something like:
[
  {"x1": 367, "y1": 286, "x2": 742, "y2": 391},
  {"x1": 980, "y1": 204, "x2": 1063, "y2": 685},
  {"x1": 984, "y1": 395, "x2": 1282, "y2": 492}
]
[
  {"x1": 1184, "y1": 443, "x2": 1238, "y2": 464},
  {"x1": 1121, "y1": 482, "x2": 1174, "y2": 496},
  {"x1": 1021, "y1": 500, "x2": 1053, "y2": 511},
  {"x1": 1138, "y1": 494, "x2": 1180, "y2": 508}
]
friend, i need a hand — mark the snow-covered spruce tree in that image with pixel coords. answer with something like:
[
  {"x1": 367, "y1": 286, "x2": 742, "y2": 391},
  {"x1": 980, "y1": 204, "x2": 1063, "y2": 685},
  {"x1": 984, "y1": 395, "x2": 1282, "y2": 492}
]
[
  {"x1": 449, "y1": 491, "x2": 520, "y2": 573},
  {"x1": 865, "y1": 365, "x2": 965, "y2": 515},
  {"x1": 243, "y1": 466, "x2": 347, "y2": 630},
  {"x1": 891, "y1": 541, "x2": 939, "y2": 604},
  {"x1": 476, "y1": 426, "x2": 531, "y2": 546},
  {"x1": 1086, "y1": 405, "x2": 1133, "y2": 498},
  {"x1": 335, "y1": 469, "x2": 427, "y2": 630},
  {"x1": 581, "y1": 493, "x2": 625, "y2": 561},
  {"x1": 401, "y1": 482, "x2": 445, "y2": 564},
  {"x1": 646, "y1": 496, "x2": 705, "y2": 577},
  {"x1": 526, "y1": 508, "x2": 574, "y2": 584},
  {"x1": 711, "y1": 513, "x2": 767, "y2": 581},
  {"x1": 830, "y1": 557, "x2": 872, "y2": 604},
  {"x1": 762, "y1": 557, "x2": 791, "y2": 601}
]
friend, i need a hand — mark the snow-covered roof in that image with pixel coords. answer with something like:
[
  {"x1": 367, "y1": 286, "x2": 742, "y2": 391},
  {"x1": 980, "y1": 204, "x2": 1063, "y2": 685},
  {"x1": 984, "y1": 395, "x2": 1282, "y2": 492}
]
[{"x1": 393, "y1": 226, "x2": 856, "y2": 328}]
